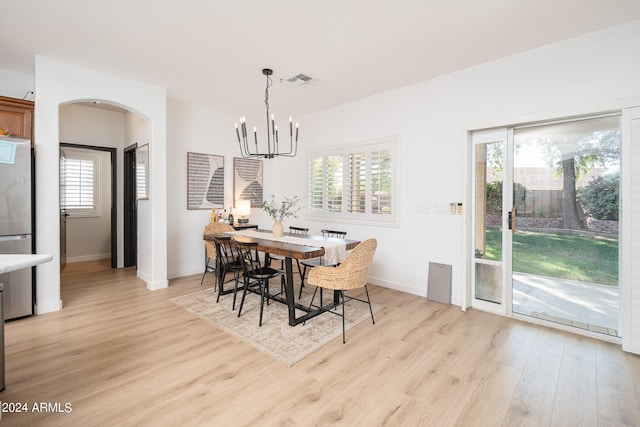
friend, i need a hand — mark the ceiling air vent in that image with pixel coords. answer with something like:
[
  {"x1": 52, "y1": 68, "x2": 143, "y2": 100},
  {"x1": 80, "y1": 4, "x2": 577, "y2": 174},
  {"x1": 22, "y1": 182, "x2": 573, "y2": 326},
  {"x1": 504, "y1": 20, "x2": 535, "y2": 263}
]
[{"x1": 286, "y1": 73, "x2": 314, "y2": 85}]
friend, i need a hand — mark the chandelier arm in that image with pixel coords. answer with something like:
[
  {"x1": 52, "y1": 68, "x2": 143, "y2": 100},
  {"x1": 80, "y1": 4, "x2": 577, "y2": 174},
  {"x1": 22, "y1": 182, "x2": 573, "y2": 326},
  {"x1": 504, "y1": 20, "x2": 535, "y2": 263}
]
[
  {"x1": 245, "y1": 136, "x2": 252, "y2": 156},
  {"x1": 275, "y1": 140, "x2": 296, "y2": 156}
]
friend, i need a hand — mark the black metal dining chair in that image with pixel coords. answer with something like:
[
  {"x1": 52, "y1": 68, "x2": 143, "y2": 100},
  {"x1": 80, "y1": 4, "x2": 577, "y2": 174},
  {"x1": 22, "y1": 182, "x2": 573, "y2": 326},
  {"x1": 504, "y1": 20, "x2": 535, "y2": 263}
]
[
  {"x1": 213, "y1": 234, "x2": 244, "y2": 309},
  {"x1": 234, "y1": 238, "x2": 286, "y2": 326}
]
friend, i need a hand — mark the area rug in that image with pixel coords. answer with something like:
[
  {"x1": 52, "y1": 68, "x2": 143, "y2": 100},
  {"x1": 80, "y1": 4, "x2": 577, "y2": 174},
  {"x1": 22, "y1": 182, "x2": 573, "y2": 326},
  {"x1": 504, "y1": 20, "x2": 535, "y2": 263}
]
[{"x1": 170, "y1": 285, "x2": 383, "y2": 366}]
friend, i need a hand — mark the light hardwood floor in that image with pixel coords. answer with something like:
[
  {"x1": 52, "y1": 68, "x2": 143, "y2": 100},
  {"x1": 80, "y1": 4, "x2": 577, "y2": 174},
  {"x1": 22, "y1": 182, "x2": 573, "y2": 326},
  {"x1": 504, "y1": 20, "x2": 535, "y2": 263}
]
[{"x1": 2, "y1": 260, "x2": 639, "y2": 426}]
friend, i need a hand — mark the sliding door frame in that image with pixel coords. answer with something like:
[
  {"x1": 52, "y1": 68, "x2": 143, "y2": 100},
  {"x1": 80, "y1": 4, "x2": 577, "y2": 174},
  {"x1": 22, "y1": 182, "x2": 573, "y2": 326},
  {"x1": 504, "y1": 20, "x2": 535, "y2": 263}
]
[{"x1": 465, "y1": 106, "x2": 633, "y2": 346}]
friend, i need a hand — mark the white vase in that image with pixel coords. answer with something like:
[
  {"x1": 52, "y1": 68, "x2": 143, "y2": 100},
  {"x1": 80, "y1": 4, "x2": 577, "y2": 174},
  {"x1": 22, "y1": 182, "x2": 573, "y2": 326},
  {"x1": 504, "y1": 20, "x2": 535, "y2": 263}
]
[{"x1": 272, "y1": 220, "x2": 284, "y2": 237}]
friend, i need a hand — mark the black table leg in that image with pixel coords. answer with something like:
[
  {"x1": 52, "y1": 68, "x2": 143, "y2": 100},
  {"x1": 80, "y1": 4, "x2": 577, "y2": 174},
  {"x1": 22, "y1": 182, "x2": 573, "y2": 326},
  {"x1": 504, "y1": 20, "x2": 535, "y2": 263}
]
[
  {"x1": 274, "y1": 257, "x2": 340, "y2": 326},
  {"x1": 284, "y1": 257, "x2": 296, "y2": 326}
]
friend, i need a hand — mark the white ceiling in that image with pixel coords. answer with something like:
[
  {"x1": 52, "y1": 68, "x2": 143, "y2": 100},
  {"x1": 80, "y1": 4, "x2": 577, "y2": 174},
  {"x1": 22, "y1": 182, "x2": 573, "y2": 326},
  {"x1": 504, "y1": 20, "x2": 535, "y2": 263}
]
[{"x1": 2, "y1": 0, "x2": 640, "y2": 121}]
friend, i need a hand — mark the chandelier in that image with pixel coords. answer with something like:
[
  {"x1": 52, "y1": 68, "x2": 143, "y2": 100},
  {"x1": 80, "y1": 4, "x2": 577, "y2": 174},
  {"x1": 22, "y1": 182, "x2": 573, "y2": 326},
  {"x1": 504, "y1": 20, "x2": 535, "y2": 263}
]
[{"x1": 235, "y1": 68, "x2": 298, "y2": 159}]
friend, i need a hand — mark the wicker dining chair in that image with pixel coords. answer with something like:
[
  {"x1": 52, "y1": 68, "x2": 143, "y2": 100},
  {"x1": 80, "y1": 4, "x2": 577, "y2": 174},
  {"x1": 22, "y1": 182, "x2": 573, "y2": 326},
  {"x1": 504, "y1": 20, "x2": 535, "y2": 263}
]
[
  {"x1": 304, "y1": 238, "x2": 377, "y2": 343},
  {"x1": 200, "y1": 221, "x2": 235, "y2": 285},
  {"x1": 299, "y1": 229, "x2": 347, "y2": 299}
]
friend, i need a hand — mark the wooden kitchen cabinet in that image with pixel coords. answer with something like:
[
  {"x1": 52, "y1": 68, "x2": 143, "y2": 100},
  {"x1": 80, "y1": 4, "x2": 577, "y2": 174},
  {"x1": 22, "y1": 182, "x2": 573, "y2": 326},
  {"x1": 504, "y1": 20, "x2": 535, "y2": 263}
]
[{"x1": 0, "y1": 95, "x2": 34, "y2": 142}]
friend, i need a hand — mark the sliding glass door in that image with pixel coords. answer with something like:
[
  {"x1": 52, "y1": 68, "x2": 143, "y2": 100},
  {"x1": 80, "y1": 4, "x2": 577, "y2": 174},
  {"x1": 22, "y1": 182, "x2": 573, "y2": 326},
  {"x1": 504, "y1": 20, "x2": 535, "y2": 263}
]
[
  {"x1": 472, "y1": 115, "x2": 621, "y2": 336},
  {"x1": 511, "y1": 116, "x2": 620, "y2": 336}
]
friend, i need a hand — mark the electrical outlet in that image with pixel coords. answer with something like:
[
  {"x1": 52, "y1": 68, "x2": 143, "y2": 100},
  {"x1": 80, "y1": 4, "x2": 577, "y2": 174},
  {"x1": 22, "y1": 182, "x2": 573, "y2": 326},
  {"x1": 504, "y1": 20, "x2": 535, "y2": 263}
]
[{"x1": 456, "y1": 202, "x2": 463, "y2": 215}]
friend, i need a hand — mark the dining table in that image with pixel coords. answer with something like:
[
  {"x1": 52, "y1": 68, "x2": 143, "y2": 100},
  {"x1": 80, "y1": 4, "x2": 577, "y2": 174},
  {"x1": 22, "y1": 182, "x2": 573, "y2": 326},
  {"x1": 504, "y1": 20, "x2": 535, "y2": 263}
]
[{"x1": 203, "y1": 229, "x2": 360, "y2": 326}]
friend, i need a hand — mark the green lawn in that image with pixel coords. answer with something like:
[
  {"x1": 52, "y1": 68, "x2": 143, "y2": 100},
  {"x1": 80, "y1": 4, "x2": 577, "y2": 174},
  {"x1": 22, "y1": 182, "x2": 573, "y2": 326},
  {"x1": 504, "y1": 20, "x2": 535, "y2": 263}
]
[{"x1": 482, "y1": 227, "x2": 618, "y2": 286}]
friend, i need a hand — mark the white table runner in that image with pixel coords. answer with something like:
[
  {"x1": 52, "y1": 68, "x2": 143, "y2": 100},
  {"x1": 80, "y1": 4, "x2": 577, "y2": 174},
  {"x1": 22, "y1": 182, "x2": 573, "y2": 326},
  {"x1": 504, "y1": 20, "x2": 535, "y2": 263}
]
[{"x1": 231, "y1": 230, "x2": 347, "y2": 265}]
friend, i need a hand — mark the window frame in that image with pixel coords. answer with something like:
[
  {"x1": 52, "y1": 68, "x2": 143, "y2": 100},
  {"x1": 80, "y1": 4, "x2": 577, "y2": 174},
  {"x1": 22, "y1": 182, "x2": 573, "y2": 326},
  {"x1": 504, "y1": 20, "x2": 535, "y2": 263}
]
[
  {"x1": 61, "y1": 148, "x2": 101, "y2": 218},
  {"x1": 307, "y1": 136, "x2": 400, "y2": 227}
]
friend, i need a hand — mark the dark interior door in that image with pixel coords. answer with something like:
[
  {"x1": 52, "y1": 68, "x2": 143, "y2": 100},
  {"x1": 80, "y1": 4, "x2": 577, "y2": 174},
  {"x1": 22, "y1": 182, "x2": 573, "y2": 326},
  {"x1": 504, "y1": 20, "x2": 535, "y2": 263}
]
[{"x1": 123, "y1": 144, "x2": 137, "y2": 267}]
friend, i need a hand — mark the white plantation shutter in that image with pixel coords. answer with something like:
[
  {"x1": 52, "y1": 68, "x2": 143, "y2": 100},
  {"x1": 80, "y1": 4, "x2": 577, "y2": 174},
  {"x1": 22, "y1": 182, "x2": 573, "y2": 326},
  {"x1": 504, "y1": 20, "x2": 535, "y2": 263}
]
[
  {"x1": 327, "y1": 155, "x2": 343, "y2": 213},
  {"x1": 347, "y1": 152, "x2": 366, "y2": 213},
  {"x1": 65, "y1": 158, "x2": 94, "y2": 208},
  {"x1": 63, "y1": 150, "x2": 100, "y2": 216},
  {"x1": 370, "y1": 147, "x2": 393, "y2": 215},
  {"x1": 309, "y1": 156, "x2": 324, "y2": 211},
  {"x1": 307, "y1": 137, "x2": 399, "y2": 226},
  {"x1": 136, "y1": 161, "x2": 148, "y2": 200}
]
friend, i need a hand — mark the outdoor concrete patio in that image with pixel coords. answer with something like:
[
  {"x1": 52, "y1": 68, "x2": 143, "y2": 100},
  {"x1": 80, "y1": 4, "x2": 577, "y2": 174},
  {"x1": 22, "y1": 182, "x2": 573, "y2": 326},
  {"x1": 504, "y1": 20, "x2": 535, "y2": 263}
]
[{"x1": 512, "y1": 272, "x2": 619, "y2": 336}]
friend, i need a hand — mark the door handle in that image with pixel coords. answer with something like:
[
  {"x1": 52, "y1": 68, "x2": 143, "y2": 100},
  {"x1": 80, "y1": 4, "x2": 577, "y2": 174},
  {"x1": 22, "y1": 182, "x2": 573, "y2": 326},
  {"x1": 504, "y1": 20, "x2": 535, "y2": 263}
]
[{"x1": 508, "y1": 208, "x2": 517, "y2": 232}]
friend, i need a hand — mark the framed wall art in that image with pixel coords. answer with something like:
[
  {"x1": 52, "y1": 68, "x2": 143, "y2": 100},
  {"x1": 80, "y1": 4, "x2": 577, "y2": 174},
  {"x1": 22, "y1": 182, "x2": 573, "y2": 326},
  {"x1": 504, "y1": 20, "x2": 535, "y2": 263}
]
[
  {"x1": 136, "y1": 144, "x2": 149, "y2": 200},
  {"x1": 187, "y1": 152, "x2": 224, "y2": 209},
  {"x1": 233, "y1": 157, "x2": 263, "y2": 208}
]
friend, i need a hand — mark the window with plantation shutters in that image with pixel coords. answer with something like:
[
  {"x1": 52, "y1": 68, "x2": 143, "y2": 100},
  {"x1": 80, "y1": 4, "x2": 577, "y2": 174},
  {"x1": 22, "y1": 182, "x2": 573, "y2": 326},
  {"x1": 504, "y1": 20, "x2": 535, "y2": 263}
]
[
  {"x1": 309, "y1": 157, "x2": 323, "y2": 211},
  {"x1": 307, "y1": 137, "x2": 399, "y2": 226},
  {"x1": 62, "y1": 150, "x2": 100, "y2": 217}
]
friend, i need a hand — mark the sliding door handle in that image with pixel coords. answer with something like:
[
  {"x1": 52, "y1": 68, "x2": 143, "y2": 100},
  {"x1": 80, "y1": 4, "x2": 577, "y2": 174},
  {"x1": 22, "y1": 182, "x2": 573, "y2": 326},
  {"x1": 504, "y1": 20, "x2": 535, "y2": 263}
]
[{"x1": 508, "y1": 208, "x2": 517, "y2": 232}]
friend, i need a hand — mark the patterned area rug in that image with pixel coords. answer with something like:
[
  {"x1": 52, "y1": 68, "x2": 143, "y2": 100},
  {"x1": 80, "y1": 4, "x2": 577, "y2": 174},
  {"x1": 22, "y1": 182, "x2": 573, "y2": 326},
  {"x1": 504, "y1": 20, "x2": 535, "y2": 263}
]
[{"x1": 171, "y1": 284, "x2": 382, "y2": 366}]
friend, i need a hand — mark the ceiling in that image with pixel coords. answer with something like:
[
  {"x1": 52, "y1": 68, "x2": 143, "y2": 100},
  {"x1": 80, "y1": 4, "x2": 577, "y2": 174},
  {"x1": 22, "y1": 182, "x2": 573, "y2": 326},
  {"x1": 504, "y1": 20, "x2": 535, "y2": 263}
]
[{"x1": 2, "y1": 1, "x2": 640, "y2": 121}]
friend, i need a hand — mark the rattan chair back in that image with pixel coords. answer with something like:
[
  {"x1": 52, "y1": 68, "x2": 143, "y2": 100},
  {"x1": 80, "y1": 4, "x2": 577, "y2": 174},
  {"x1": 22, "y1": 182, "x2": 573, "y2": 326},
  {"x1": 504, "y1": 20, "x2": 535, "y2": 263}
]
[
  {"x1": 307, "y1": 238, "x2": 377, "y2": 291},
  {"x1": 203, "y1": 222, "x2": 234, "y2": 259}
]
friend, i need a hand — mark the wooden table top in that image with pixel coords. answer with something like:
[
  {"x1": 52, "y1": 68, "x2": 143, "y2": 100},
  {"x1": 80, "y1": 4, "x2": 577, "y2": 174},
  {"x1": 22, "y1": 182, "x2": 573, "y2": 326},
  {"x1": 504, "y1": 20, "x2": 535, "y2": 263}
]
[{"x1": 203, "y1": 229, "x2": 360, "y2": 260}]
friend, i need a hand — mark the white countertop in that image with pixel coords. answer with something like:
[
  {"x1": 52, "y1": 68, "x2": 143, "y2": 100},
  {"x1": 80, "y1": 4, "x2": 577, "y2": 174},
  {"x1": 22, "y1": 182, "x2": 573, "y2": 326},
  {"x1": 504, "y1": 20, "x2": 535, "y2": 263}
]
[{"x1": 0, "y1": 254, "x2": 53, "y2": 274}]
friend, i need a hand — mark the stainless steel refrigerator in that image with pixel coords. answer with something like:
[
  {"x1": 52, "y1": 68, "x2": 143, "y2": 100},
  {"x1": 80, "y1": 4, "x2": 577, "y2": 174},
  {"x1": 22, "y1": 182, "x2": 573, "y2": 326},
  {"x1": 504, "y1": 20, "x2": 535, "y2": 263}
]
[{"x1": 0, "y1": 135, "x2": 34, "y2": 320}]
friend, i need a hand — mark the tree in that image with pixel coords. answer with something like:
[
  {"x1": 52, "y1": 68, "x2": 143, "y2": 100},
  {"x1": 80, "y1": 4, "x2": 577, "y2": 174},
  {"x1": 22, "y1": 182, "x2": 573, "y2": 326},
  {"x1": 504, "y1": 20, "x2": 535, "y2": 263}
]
[{"x1": 522, "y1": 118, "x2": 620, "y2": 230}]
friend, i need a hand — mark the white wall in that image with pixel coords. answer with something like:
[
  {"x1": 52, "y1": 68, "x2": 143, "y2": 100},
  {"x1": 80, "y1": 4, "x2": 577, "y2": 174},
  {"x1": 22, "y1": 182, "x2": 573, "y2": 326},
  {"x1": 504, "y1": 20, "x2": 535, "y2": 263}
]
[
  {"x1": 0, "y1": 69, "x2": 34, "y2": 101},
  {"x1": 34, "y1": 56, "x2": 167, "y2": 315}
]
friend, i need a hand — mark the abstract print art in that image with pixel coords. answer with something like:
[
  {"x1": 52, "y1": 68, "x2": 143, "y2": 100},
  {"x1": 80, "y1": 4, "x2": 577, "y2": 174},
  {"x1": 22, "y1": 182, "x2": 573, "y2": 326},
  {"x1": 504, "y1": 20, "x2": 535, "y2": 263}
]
[
  {"x1": 187, "y1": 152, "x2": 224, "y2": 209},
  {"x1": 233, "y1": 157, "x2": 263, "y2": 208}
]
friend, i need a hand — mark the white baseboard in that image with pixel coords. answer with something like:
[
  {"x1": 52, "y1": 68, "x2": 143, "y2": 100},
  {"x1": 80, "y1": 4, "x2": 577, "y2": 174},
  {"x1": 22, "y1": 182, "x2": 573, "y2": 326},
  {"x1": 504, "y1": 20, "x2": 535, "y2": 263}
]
[
  {"x1": 66, "y1": 253, "x2": 110, "y2": 263},
  {"x1": 136, "y1": 270, "x2": 168, "y2": 290},
  {"x1": 368, "y1": 275, "x2": 426, "y2": 298},
  {"x1": 368, "y1": 276, "x2": 462, "y2": 307},
  {"x1": 35, "y1": 299, "x2": 63, "y2": 314},
  {"x1": 137, "y1": 270, "x2": 149, "y2": 283},
  {"x1": 147, "y1": 279, "x2": 168, "y2": 290},
  {"x1": 168, "y1": 266, "x2": 206, "y2": 280}
]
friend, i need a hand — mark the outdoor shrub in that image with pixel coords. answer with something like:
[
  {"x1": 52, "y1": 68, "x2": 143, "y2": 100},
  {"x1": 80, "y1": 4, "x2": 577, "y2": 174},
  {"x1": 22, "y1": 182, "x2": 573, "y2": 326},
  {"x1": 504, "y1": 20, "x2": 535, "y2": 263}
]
[{"x1": 578, "y1": 172, "x2": 619, "y2": 220}]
